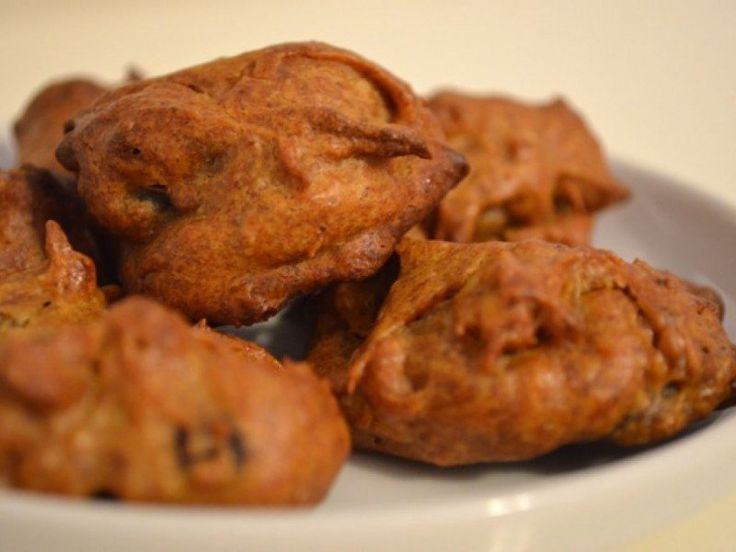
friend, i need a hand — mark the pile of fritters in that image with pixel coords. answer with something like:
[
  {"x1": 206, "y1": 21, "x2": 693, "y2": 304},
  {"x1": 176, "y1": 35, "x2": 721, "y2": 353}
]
[{"x1": 0, "y1": 41, "x2": 733, "y2": 505}]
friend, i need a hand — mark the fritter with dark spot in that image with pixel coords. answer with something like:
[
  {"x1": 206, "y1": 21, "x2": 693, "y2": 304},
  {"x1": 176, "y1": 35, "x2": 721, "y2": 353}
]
[
  {"x1": 0, "y1": 297, "x2": 349, "y2": 505},
  {"x1": 56, "y1": 42, "x2": 467, "y2": 325}
]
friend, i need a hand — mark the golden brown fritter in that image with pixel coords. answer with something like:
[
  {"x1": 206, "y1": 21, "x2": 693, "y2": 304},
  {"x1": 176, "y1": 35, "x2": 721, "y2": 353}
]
[
  {"x1": 0, "y1": 220, "x2": 106, "y2": 338},
  {"x1": 308, "y1": 238, "x2": 735, "y2": 466},
  {"x1": 425, "y1": 93, "x2": 629, "y2": 245},
  {"x1": 0, "y1": 169, "x2": 106, "y2": 336},
  {"x1": 0, "y1": 167, "x2": 105, "y2": 282},
  {"x1": 1, "y1": 169, "x2": 53, "y2": 278},
  {"x1": 56, "y1": 42, "x2": 468, "y2": 325},
  {"x1": 14, "y1": 78, "x2": 108, "y2": 179},
  {"x1": 0, "y1": 296, "x2": 349, "y2": 505}
]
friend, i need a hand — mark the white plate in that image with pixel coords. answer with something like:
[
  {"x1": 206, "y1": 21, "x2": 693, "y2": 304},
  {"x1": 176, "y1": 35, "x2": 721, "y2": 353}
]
[{"x1": 1, "y1": 143, "x2": 736, "y2": 551}]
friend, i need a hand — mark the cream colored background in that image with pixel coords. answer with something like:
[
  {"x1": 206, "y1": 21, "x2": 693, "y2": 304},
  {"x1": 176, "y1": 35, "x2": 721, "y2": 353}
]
[
  {"x1": 2, "y1": 0, "x2": 736, "y2": 205},
  {"x1": 1, "y1": 1, "x2": 735, "y2": 550}
]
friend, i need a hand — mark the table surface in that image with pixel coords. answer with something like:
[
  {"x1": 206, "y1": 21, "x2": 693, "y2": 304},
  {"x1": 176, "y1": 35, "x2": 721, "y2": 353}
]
[{"x1": 1, "y1": 1, "x2": 735, "y2": 550}]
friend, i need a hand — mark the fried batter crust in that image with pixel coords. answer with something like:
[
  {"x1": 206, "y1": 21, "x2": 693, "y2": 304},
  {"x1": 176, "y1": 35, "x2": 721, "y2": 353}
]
[
  {"x1": 0, "y1": 220, "x2": 106, "y2": 338},
  {"x1": 1, "y1": 169, "x2": 52, "y2": 277},
  {"x1": 0, "y1": 169, "x2": 108, "y2": 335},
  {"x1": 308, "y1": 239, "x2": 735, "y2": 465},
  {"x1": 425, "y1": 93, "x2": 629, "y2": 245},
  {"x1": 56, "y1": 42, "x2": 468, "y2": 325},
  {"x1": 0, "y1": 297, "x2": 349, "y2": 505},
  {"x1": 14, "y1": 78, "x2": 108, "y2": 178},
  {"x1": 0, "y1": 168, "x2": 104, "y2": 282}
]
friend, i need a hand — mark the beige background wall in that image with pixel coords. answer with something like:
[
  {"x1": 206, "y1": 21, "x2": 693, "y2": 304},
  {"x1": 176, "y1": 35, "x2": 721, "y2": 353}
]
[{"x1": 1, "y1": 0, "x2": 735, "y2": 204}]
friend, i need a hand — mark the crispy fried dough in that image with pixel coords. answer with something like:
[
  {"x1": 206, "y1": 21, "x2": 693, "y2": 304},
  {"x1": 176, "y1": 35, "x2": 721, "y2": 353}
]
[
  {"x1": 56, "y1": 42, "x2": 467, "y2": 325},
  {"x1": 0, "y1": 220, "x2": 105, "y2": 338},
  {"x1": 308, "y1": 239, "x2": 735, "y2": 465},
  {"x1": 0, "y1": 167, "x2": 105, "y2": 282},
  {"x1": 0, "y1": 296, "x2": 349, "y2": 504},
  {"x1": 0, "y1": 168, "x2": 106, "y2": 336},
  {"x1": 683, "y1": 280, "x2": 725, "y2": 321},
  {"x1": 1, "y1": 169, "x2": 55, "y2": 278},
  {"x1": 425, "y1": 93, "x2": 628, "y2": 245},
  {"x1": 14, "y1": 78, "x2": 108, "y2": 179}
]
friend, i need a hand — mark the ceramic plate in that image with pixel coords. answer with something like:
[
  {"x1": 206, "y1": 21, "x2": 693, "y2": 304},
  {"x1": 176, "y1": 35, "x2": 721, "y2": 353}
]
[{"x1": 1, "y1": 133, "x2": 736, "y2": 551}]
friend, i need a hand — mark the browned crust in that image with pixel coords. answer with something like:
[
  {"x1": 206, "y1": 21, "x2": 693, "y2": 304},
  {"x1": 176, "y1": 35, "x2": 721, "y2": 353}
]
[
  {"x1": 56, "y1": 42, "x2": 467, "y2": 325},
  {"x1": 425, "y1": 92, "x2": 629, "y2": 245},
  {"x1": 0, "y1": 296, "x2": 349, "y2": 504},
  {"x1": 0, "y1": 219, "x2": 105, "y2": 339},
  {"x1": 14, "y1": 78, "x2": 108, "y2": 179},
  {"x1": 309, "y1": 238, "x2": 735, "y2": 465}
]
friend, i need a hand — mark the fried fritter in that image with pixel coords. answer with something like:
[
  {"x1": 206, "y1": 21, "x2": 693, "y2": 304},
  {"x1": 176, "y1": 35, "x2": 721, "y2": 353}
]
[
  {"x1": 425, "y1": 93, "x2": 629, "y2": 245},
  {"x1": 0, "y1": 220, "x2": 106, "y2": 338},
  {"x1": 56, "y1": 42, "x2": 468, "y2": 325},
  {"x1": 683, "y1": 280, "x2": 725, "y2": 321},
  {"x1": 0, "y1": 167, "x2": 104, "y2": 282},
  {"x1": 0, "y1": 296, "x2": 349, "y2": 505},
  {"x1": 1, "y1": 169, "x2": 54, "y2": 278},
  {"x1": 308, "y1": 238, "x2": 735, "y2": 466},
  {"x1": 0, "y1": 169, "x2": 106, "y2": 336},
  {"x1": 14, "y1": 78, "x2": 108, "y2": 179}
]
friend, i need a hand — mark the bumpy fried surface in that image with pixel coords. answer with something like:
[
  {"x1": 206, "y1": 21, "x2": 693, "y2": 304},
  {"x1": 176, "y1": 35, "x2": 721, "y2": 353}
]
[
  {"x1": 0, "y1": 168, "x2": 106, "y2": 335},
  {"x1": 0, "y1": 168, "x2": 104, "y2": 281},
  {"x1": 683, "y1": 280, "x2": 725, "y2": 322},
  {"x1": 0, "y1": 220, "x2": 106, "y2": 338},
  {"x1": 0, "y1": 296, "x2": 349, "y2": 505},
  {"x1": 425, "y1": 93, "x2": 629, "y2": 245},
  {"x1": 56, "y1": 42, "x2": 468, "y2": 325},
  {"x1": 308, "y1": 239, "x2": 735, "y2": 466},
  {"x1": 14, "y1": 78, "x2": 108, "y2": 178},
  {"x1": 1, "y1": 169, "x2": 56, "y2": 278}
]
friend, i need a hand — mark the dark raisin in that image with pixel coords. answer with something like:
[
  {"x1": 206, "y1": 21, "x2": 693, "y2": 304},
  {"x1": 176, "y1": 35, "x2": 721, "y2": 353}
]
[
  {"x1": 553, "y1": 196, "x2": 573, "y2": 213},
  {"x1": 535, "y1": 325, "x2": 553, "y2": 344},
  {"x1": 662, "y1": 382, "x2": 681, "y2": 398},
  {"x1": 229, "y1": 430, "x2": 248, "y2": 469},
  {"x1": 175, "y1": 427, "x2": 230, "y2": 469},
  {"x1": 92, "y1": 489, "x2": 119, "y2": 501},
  {"x1": 175, "y1": 427, "x2": 189, "y2": 468}
]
